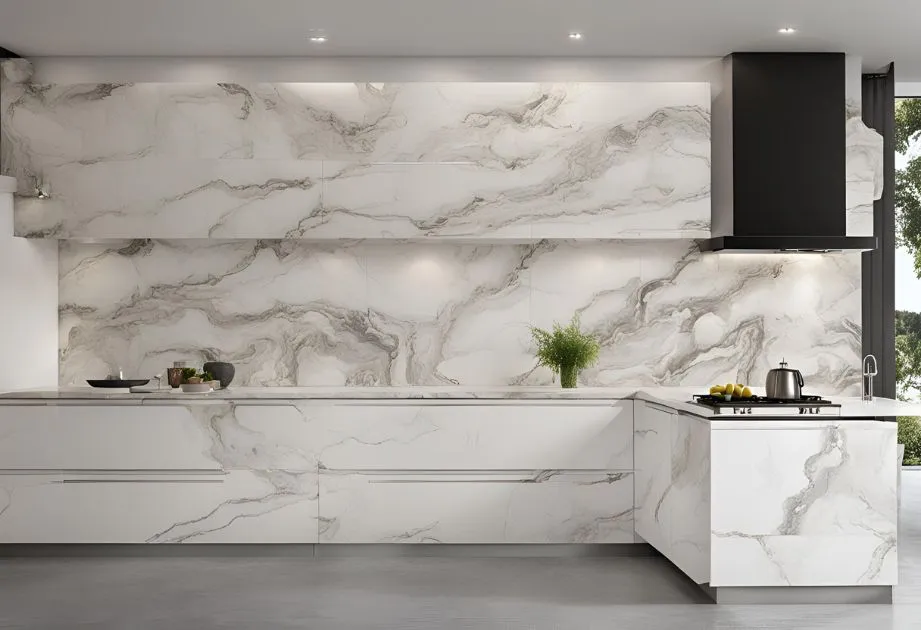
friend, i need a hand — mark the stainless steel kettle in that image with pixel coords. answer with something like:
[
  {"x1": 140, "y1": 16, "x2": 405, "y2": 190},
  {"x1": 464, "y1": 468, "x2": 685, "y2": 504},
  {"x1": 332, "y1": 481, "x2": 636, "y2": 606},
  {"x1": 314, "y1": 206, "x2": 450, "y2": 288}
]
[{"x1": 765, "y1": 359, "x2": 804, "y2": 400}]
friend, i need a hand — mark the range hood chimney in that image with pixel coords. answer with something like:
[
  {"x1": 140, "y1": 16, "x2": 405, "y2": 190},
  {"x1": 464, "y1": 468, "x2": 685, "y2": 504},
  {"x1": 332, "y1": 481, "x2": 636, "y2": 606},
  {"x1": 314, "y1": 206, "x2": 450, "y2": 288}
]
[{"x1": 699, "y1": 53, "x2": 877, "y2": 253}]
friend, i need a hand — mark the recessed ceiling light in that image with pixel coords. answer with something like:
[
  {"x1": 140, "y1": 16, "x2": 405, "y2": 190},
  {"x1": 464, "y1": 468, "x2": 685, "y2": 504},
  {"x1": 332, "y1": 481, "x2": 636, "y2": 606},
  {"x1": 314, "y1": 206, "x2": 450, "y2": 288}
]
[
  {"x1": 777, "y1": 27, "x2": 796, "y2": 34},
  {"x1": 309, "y1": 35, "x2": 328, "y2": 43},
  {"x1": 568, "y1": 32, "x2": 583, "y2": 40}
]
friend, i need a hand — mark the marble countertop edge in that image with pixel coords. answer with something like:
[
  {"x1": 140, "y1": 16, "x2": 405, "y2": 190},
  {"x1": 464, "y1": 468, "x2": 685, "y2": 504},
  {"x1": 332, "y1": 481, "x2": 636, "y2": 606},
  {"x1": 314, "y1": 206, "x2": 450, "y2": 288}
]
[
  {"x1": 0, "y1": 386, "x2": 639, "y2": 404},
  {"x1": 0, "y1": 386, "x2": 916, "y2": 420}
]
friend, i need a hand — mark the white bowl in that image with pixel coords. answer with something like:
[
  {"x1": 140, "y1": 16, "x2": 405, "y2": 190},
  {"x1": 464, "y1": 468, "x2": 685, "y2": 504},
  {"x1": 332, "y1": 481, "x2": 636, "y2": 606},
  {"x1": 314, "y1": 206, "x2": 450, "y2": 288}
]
[{"x1": 180, "y1": 383, "x2": 213, "y2": 393}]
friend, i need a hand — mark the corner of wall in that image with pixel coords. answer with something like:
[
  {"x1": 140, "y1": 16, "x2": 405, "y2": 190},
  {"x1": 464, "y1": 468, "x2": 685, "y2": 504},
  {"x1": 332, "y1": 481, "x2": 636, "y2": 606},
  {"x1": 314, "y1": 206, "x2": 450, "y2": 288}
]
[{"x1": 0, "y1": 189, "x2": 58, "y2": 390}]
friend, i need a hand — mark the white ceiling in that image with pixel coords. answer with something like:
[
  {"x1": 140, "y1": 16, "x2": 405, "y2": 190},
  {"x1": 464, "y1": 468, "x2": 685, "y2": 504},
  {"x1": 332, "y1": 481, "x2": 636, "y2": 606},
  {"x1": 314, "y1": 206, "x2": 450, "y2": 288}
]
[{"x1": 2, "y1": 0, "x2": 920, "y2": 78}]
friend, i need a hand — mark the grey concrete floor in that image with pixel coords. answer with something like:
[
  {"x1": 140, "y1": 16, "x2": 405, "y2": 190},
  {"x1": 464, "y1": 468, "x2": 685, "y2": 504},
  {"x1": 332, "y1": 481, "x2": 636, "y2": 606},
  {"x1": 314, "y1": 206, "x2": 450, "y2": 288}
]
[{"x1": 2, "y1": 475, "x2": 921, "y2": 630}]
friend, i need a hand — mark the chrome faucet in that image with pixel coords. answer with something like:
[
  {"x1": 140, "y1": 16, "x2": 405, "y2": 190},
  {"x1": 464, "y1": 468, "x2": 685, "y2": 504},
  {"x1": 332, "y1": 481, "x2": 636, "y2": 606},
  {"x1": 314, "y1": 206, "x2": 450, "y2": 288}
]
[{"x1": 862, "y1": 354, "x2": 878, "y2": 401}]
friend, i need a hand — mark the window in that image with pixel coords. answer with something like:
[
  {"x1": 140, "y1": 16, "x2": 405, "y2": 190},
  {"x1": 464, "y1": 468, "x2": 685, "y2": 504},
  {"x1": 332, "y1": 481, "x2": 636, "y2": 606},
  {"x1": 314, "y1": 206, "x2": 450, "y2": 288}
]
[{"x1": 895, "y1": 98, "x2": 921, "y2": 402}]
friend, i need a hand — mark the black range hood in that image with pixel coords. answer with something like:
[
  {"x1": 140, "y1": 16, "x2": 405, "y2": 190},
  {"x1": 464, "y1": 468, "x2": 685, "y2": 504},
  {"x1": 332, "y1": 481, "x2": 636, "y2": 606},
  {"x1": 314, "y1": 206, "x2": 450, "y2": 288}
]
[{"x1": 699, "y1": 53, "x2": 877, "y2": 253}]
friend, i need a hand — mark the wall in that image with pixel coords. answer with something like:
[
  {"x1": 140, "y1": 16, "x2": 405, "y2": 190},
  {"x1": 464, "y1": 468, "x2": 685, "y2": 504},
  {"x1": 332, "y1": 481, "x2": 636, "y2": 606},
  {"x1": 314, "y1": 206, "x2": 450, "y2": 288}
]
[
  {"x1": 26, "y1": 57, "x2": 722, "y2": 84},
  {"x1": 2, "y1": 59, "x2": 870, "y2": 393},
  {"x1": 0, "y1": 178, "x2": 58, "y2": 390},
  {"x1": 3, "y1": 82, "x2": 711, "y2": 239},
  {"x1": 59, "y1": 238, "x2": 862, "y2": 390}
]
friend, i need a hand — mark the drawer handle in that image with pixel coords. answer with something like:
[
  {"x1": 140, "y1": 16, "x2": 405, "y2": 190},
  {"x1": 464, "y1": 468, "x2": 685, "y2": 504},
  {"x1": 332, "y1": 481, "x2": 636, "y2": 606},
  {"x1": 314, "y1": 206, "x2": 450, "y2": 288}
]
[
  {"x1": 0, "y1": 468, "x2": 225, "y2": 476},
  {"x1": 59, "y1": 479, "x2": 225, "y2": 484}
]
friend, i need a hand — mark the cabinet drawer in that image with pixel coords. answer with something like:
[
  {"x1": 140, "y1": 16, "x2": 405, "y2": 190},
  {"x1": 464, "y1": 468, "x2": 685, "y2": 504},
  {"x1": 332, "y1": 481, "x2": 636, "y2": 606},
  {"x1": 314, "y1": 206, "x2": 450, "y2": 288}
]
[
  {"x1": 0, "y1": 406, "x2": 219, "y2": 471},
  {"x1": 0, "y1": 471, "x2": 318, "y2": 543},
  {"x1": 313, "y1": 402, "x2": 633, "y2": 471},
  {"x1": 319, "y1": 470, "x2": 634, "y2": 544}
]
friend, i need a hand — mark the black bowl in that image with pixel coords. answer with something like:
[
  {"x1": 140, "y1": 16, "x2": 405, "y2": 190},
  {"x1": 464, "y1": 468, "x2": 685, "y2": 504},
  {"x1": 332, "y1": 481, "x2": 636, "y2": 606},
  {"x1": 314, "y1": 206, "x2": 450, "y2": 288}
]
[
  {"x1": 87, "y1": 379, "x2": 150, "y2": 388},
  {"x1": 203, "y1": 362, "x2": 235, "y2": 389}
]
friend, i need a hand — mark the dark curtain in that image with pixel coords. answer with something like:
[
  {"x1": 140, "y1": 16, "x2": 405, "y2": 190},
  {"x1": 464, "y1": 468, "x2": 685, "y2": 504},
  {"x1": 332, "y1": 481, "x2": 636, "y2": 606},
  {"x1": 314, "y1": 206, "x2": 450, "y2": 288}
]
[{"x1": 862, "y1": 64, "x2": 896, "y2": 398}]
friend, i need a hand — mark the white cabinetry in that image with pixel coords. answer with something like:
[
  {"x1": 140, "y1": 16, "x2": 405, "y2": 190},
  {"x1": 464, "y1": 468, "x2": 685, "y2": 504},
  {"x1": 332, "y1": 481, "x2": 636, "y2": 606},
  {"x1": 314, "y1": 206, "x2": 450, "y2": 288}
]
[
  {"x1": 315, "y1": 402, "x2": 635, "y2": 544},
  {"x1": 0, "y1": 470, "x2": 319, "y2": 544},
  {"x1": 0, "y1": 405, "x2": 219, "y2": 471},
  {"x1": 0, "y1": 404, "x2": 320, "y2": 543},
  {"x1": 319, "y1": 471, "x2": 634, "y2": 544},
  {"x1": 0, "y1": 400, "x2": 634, "y2": 545},
  {"x1": 634, "y1": 401, "x2": 710, "y2": 583},
  {"x1": 313, "y1": 402, "x2": 633, "y2": 470},
  {"x1": 710, "y1": 424, "x2": 897, "y2": 586}
]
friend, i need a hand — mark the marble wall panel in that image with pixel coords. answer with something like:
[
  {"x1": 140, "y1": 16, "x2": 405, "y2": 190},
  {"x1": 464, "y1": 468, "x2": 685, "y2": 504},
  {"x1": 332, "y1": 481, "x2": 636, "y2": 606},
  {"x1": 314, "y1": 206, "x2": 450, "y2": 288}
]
[
  {"x1": 59, "y1": 239, "x2": 862, "y2": 393},
  {"x1": 845, "y1": 116, "x2": 885, "y2": 237},
  {"x1": 2, "y1": 82, "x2": 712, "y2": 239},
  {"x1": 710, "y1": 423, "x2": 898, "y2": 586}
]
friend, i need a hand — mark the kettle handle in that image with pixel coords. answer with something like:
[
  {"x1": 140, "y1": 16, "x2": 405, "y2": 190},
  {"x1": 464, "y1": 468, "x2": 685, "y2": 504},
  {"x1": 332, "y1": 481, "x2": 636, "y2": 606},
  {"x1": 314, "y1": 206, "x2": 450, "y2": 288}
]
[{"x1": 795, "y1": 370, "x2": 804, "y2": 387}]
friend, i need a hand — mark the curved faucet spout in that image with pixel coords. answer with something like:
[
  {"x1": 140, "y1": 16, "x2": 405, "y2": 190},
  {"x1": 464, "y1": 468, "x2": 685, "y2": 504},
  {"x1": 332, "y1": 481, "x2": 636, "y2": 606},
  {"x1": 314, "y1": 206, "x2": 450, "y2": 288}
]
[{"x1": 862, "y1": 354, "x2": 878, "y2": 401}]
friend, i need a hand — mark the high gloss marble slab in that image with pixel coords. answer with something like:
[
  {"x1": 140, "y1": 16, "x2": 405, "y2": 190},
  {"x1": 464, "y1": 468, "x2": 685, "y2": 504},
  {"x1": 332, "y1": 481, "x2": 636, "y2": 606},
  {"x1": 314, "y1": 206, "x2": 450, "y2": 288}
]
[
  {"x1": 0, "y1": 470, "x2": 319, "y2": 544},
  {"x1": 310, "y1": 402, "x2": 633, "y2": 471},
  {"x1": 57, "y1": 240, "x2": 864, "y2": 394},
  {"x1": 710, "y1": 422, "x2": 898, "y2": 586},
  {"x1": 634, "y1": 401, "x2": 710, "y2": 583},
  {"x1": 2, "y1": 81, "x2": 711, "y2": 239},
  {"x1": 318, "y1": 470, "x2": 635, "y2": 544},
  {"x1": 845, "y1": 116, "x2": 885, "y2": 237},
  {"x1": 0, "y1": 399, "x2": 635, "y2": 545}
]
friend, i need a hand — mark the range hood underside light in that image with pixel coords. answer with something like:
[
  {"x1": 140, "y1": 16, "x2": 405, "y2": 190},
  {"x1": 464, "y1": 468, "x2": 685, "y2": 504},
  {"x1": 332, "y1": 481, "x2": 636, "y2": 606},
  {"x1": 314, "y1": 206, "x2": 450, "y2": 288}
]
[{"x1": 697, "y1": 236, "x2": 878, "y2": 253}]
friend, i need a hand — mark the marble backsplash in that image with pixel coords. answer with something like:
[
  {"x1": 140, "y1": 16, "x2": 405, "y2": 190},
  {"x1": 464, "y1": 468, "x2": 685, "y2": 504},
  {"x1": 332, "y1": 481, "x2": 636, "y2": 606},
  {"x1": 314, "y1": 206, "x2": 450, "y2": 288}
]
[{"x1": 59, "y1": 239, "x2": 862, "y2": 393}]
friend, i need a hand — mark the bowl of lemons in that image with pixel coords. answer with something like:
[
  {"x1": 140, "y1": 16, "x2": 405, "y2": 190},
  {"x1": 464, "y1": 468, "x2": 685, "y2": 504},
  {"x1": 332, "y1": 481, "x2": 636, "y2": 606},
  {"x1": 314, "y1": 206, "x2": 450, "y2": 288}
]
[{"x1": 709, "y1": 383, "x2": 753, "y2": 401}]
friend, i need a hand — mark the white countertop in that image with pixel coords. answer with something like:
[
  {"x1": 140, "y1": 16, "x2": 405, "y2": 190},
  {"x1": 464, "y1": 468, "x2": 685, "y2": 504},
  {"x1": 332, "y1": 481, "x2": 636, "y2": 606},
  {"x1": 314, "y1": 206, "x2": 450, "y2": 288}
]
[
  {"x1": 635, "y1": 387, "x2": 919, "y2": 423},
  {"x1": 0, "y1": 386, "x2": 918, "y2": 419},
  {"x1": 0, "y1": 386, "x2": 638, "y2": 403}
]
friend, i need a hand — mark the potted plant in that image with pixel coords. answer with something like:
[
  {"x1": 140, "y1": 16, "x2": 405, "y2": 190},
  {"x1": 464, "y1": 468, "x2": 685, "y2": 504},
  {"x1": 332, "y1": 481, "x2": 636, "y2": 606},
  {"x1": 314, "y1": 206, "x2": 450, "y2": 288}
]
[{"x1": 530, "y1": 316, "x2": 600, "y2": 388}]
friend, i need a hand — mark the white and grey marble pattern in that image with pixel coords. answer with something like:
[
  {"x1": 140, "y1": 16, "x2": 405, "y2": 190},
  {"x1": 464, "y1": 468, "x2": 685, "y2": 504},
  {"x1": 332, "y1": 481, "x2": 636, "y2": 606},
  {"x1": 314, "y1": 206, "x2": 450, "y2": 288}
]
[
  {"x1": 0, "y1": 470, "x2": 320, "y2": 544},
  {"x1": 845, "y1": 115, "x2": 885, "y2": 237},
  {"x1": 710, "y1": 422, "x2": 898, "y2": 586},
  {"x1": 2, "y1": 81, "x2": 711, "y2": 239},
  {"x1": 318, "y1": 470, "x2": 635, "y2": 544},
  {"x1": 634, "y1": 402, "x2": 710, "y2": 583},
  {"x1": 58, "y1": 239, "x2": 863, "y2": 393}
]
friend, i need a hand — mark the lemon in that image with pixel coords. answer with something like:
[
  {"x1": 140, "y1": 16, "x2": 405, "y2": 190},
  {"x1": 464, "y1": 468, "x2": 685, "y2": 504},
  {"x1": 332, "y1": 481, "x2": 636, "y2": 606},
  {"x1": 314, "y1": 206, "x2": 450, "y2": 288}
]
[
  {"x1": 725, "y1": 384, "x2": 735, "y2": 396},
  {"x1": 741, "y1": 386, "x2": 753, "y2": 398},
  {"x1": 733, "y1": 384, "x2": 744, "y2": 397}
]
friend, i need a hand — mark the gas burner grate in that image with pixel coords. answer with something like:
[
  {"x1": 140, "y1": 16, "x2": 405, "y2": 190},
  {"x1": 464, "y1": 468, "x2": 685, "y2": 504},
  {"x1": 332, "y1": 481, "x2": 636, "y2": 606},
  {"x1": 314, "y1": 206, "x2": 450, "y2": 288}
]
[{"x1": 692, "y1": 394, "x2": 833, "y2": 406}]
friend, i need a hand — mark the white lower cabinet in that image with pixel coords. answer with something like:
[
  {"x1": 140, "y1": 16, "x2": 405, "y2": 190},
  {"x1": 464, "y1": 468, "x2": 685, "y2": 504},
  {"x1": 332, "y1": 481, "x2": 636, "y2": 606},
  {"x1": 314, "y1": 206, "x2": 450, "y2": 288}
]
[
  {"x1": 0, "y1": 400, "x2": 638, "y2": 545},
  {"x1": 0, "y1": 474, "x2": 63, "y2": 542},
  {"x1": 0, "y1": 471, "x2": 318, "y2": 543},
  {"x1": 312, "y1": 402, "x2": 634, "y2": 471},
  {"x1": 0, "y1": 405, "x2": 220, "y2": 471},
  {"x1": 634, "y1": 401, "x2": 710, "y2": 584},
  {"x1": 318, "y1": 471, "x2": 635, "y2": 544}
]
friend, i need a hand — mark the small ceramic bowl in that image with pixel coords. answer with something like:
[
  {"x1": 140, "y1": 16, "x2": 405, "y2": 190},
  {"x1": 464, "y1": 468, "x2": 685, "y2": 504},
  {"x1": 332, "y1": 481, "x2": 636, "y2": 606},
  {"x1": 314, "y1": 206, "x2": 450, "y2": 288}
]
[
  {"x1": 181, "y1": 383, "x2": 213, "y2": 394},
  {"x1": 723, "y1": 394, "x2": 732, "y2": 401}
]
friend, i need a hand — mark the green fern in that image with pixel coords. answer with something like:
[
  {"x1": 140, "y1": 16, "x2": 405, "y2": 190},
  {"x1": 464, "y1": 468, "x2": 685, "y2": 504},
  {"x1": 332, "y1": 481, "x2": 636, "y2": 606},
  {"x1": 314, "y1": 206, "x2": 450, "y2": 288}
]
[{"x1": 530, "y1": 316, "x2": 600, "y2": 388}]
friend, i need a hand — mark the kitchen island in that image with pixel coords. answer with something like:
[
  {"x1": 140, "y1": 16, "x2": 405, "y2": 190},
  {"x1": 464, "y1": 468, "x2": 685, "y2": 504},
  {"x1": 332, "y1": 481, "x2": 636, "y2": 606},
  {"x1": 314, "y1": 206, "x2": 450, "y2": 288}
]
[
  {"x1": 0, "y1": 386, "x2": 913, "y2": 604},
  {"x1": 634, "y1": 389, "x2": 901, "y2": 603}
]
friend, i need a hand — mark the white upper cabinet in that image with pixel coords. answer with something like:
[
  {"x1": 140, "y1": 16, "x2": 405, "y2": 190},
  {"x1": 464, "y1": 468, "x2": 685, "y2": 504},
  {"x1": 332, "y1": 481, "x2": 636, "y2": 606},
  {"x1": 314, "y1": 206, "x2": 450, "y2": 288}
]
[{"x1": 2, "y1": 82, "x2": 711, "y2": 240}]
